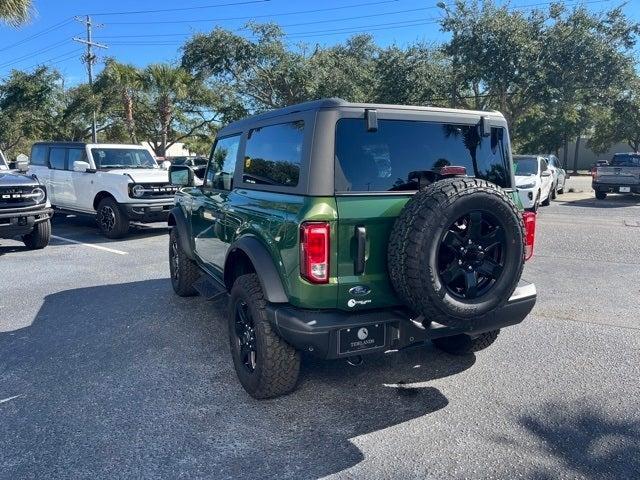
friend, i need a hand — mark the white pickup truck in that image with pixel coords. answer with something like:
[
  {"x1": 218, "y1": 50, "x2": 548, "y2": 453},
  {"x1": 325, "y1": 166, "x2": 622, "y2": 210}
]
[
  {"x1": 592, "y1": 152, "x2": 640, "y2": 200},
  {"x1": 28, "y1": 142, "x2": 177, "y2": 238}
]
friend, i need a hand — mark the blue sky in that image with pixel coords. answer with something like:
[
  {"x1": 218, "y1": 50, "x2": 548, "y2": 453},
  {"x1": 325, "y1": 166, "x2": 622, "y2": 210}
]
[{"x1": 0, "y1": 0, "x2": 637, "y2": 84}]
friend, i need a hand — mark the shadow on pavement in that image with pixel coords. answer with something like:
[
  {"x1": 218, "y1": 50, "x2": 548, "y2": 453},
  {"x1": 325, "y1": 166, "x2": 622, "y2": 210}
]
[
  {"x1": 0, "y1": 242, "x2": 28, "y2": 255},
  {"x1": 559, "y1": 195, "x2": 640, "y2": 209},
  {"x1": 0, "y1": 279, "x2": 472, "y2": 479},
  {"x1": 52, "y1": 214, "x2": 169, "y2": 244}
]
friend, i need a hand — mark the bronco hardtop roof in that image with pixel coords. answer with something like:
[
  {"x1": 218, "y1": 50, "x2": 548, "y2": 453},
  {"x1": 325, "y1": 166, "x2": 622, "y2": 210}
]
[
  {"x1": 32, "y1": 141, "x2": 149, "y2": 150},
  {"x1": 221, "y1": 98, "x2": 507, "y2": 133}
]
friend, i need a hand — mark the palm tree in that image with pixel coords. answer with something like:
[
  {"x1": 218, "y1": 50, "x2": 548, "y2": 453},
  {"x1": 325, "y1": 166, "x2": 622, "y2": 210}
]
[
  {"x1": 102, "y1": 60, "x2": 142, "y2": 143},
  {"x1": 0, "y1": 0, "x2": 32, "y2": 26},
  {"x1": 141, "y1": 64, "x2": 191, "y2": 156}
]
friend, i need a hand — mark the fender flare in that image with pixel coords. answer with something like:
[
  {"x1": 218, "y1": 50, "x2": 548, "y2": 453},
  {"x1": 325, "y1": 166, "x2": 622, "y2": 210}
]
[
  {"x1": 167, "y1": 207, "x2": 195, "y2": 260},
  {"x1": 225, "y1": 236, "x2": 288, "y2": 303}
]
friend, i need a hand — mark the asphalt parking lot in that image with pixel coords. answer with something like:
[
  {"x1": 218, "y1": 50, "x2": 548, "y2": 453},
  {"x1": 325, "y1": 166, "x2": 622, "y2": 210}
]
[{"x1": 1, "y1": 176, "x2": 639, "y2": 480}]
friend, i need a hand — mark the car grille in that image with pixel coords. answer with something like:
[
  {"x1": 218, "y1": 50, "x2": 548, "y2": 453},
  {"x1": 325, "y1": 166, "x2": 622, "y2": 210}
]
[
  {"x1": 0, "y1": 186, "x2": 44, "y2": 208},
  {"x1": 129, "y1": 183, "x2": 179, "y2": 199}
]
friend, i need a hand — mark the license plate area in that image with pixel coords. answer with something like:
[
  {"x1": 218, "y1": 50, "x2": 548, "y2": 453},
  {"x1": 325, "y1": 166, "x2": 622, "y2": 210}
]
[
  {"x1": 338, "y1": 323, "x2": 386, "y2": 355},
  {"x1": 619, "y1": 186, "x2": 631, "y2": 193}
]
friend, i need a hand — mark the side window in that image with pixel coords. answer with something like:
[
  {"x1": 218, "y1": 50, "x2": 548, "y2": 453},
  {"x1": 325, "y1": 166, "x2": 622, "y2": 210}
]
[
  {"x1": 243, "y1": 121, "x2": 304, "y2": 187},
  {"x1": 206, "y1": 134, "x2": 241, "y2": 191},
  {"x1": 30, "y1": 145, "x2": 47, "y2": 166},
  {"x1": 49, "y1": 147, "x2": 66, "y2": 170},
  {"x1": 540, "y1": 159, "x2": 548, "y2": 172},
  {"x1": 67, "y1": 148, "x2": 87, "y2": 170}
]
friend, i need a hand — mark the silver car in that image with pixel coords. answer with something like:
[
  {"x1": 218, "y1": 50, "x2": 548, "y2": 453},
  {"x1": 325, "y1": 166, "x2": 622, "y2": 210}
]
[{"x1": 545, "y1": 154, "x2": 567, "y2": 198}]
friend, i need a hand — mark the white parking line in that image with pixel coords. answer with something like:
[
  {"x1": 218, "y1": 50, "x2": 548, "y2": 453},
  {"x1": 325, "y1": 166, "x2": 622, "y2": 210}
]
[
  {"x1": 51, "y1": 235, "x2": 128, "y2": 255},
  {"x1": 0, "y1": 394, "x2": 22, "y2": 404}
]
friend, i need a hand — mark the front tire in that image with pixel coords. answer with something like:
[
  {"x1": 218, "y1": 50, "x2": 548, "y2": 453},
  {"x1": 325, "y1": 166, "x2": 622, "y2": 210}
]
[
  {"x1": 433, "y1": 330, "x2": 500, "y2": 355},
  {"x1": 595, "y1": 191, "x2": 607, "y2": 200},
  {"x1": 550, "y1": 183, "x2": 557, "y2": 200},
  {"x1": 169, "y1": 228, "x2": 199, "y2": 296},
  {"x1": 22, "y1": 219, "x2": 51, "y2": 249},
  {"x1": 228, "y1": 274, "x2": 300, "y2": 399},
  {"x1": 97, "y1": 197, "x2": 129, "y2": 239}
]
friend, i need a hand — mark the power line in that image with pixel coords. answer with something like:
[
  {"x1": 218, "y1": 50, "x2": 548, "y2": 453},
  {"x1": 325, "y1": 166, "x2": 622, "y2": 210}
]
[
  {"x1": 0, "y1": 39, "x2": 72, "y2": 69},
  {"x1": 104, "y1": 0, "x2": 403, "y2": 25},
  {"x1": 25, "y1": 49, "x2": 83, "y2": 71},
  {"x1": 0, "y1": 17, "x2": 74, "y2": 53},
  {"x1": 89, "y1": 0, "x2": 270, "y2": 16}
]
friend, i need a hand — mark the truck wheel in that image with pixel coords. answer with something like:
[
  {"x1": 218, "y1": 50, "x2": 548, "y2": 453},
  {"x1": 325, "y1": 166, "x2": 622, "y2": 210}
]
[
  {"x1": 388, "y1": 178, "x2": 525, "y2": 329},
  {"x1": 97, "y1": 197, "x2": 129, "y2": 239},
  {"x1": 228, "y1": 274, "x2": 300, "y2": 399},
  {"x1": 595, "y1": 191, "x2": 607, "y2": 200},
  {"x1": 169, "y1": 228, "x2": 199, "y2": 296},
  {"x1": 22, "y1": 219, "x2": 51, "y2": 250},
  {"x1": 433, "y1": 330, "x2": 500, "y2": 355}
]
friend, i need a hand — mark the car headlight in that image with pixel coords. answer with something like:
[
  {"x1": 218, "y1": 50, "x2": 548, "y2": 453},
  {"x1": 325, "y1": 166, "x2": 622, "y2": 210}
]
[
  {"x1": 518, "y1": 182, "x2": 536, "y2": 189},
  {"x1": 131, "y1": 184, "x2": 146, "y2": 197},
  {"x1": 32, "y1": 187, "x2": 46, "y2": 203}
]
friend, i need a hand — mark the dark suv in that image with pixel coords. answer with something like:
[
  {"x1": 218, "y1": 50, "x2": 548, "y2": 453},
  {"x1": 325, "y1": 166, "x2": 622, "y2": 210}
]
[
  {"x1": 0, "y1": 153, "x2": 52, "y2": 249},
  {"x1": 168, "y1": 99, "x2": 538, "y2": 399}
]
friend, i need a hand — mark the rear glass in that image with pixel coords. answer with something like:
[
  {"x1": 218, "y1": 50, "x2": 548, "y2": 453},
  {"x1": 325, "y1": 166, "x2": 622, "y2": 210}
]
[
  {"x1": 611, "y1": 154, "x2": 640, "y2": 167},
  {"x1": 335, "y1": 118, "x2": 510, "y2": 192}
]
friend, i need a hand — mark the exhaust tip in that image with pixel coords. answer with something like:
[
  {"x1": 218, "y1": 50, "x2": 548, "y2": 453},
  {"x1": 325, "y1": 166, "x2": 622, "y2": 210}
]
[{"x1": 347, "y1": 355, "x2": 363, "y2": 367}]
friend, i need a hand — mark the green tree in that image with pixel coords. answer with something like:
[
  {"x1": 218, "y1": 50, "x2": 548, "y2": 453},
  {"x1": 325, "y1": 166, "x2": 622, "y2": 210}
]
[{"x1": 0, "y1": 0, "x2": 32, "y2": 26}]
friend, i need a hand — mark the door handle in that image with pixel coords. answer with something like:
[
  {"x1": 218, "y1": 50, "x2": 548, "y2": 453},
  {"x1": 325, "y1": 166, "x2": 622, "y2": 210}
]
[{"x1": 354, "y1": 226, "x2": 366, "y2": 275}]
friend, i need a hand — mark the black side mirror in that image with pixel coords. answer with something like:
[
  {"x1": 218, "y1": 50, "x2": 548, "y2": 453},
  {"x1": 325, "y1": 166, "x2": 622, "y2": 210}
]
[{"x1": 169, "y1": 165, "x2": 194, "y2": 187}]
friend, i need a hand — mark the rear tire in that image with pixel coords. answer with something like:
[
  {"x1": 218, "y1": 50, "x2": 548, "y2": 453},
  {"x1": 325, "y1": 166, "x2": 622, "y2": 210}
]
[
  {"x1": 595, "y1": 191, "x2": 607, "y2": 200},
  {"x1": 169, "y1": 228, "x2": 199, "y2": 296},
  {"x1": 22, "y1": 219, "x2": 51, "y2": 249},
  {"x1": 97, "y1": 197, "x2": 129, "y2": 239},
  {"x1": 228, "y1": 274, "x2": 300, "y2": 399},
  {"x1": 433, "y1": 330, "x2": 500, "y2": 355}
]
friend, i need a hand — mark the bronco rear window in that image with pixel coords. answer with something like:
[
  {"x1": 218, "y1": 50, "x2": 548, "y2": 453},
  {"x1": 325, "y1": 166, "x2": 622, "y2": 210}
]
[{"x1": 335, "y1": 118, "x2": 511, "y2": 192}]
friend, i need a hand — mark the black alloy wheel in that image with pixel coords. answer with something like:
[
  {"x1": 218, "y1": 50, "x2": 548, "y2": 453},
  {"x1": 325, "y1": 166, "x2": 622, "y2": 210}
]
[
  {"x1": 234, "y1": 300, "x2": 257, "y2": 373},
  {"x1": 99, "y1": 205, "x2": 116, "y2": 232},
  {"x1": 170, "y1": 234, "x2": 180, "y2": 282},
  {"x1": 437, "y1": 210, "x2": 506, "y2": 300}
]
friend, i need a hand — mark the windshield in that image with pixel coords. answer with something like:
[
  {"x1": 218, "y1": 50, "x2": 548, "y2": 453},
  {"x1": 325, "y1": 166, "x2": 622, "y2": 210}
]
[
  {"x1": 91, "y1": 148, "x2": 157, "y2": 169},
  {"x1": 335, "y1": 119, "x2": 510, "y2": 191},
  {"x1": 0, "y1": 150, "x2": 7, "y2": 170},
  {"x1": 611, "y1": 153, "x2": 640, "y2": 167},
  {"x1": 514, "y1": 157, "x2": 538, "y2": 175}
]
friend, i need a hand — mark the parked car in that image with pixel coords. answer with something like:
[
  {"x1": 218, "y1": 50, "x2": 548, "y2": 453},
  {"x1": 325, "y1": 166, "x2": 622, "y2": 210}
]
[
  {"x1": 592, "y1": 152, "x2": 640, "y2": 199},
  {"x1": 513, "y1": 155, "x2": 554, "y2": 211},
  {"x1": 545, "y1": 154, "x2": 567, "y2": 197},
  {"x1": 167, "y1": 156, "x2": 208, "y2": 183},
  {"x1": 167, "y1": 98, "x2": 537, "y2": 399},
  {"x1": 0, "y1": 153, "x2": 52, "y2": 249},
  {"x1": 28, "y1": 142, "x2": 178, "y2": 238}
]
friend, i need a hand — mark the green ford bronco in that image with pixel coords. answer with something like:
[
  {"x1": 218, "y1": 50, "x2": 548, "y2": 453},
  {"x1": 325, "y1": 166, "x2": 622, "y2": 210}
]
[{"x1": 168, "y1": 99, "x2": 537, "y2": 399}]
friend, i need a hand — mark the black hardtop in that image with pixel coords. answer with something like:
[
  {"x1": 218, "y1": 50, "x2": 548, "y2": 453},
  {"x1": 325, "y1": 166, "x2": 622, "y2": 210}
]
[
  {"x1": 218, "y1": 98, "x2": 506, "y2": 136},
  {"x1": 32, "y1": 141, "x2": 87, "y2": 148}
]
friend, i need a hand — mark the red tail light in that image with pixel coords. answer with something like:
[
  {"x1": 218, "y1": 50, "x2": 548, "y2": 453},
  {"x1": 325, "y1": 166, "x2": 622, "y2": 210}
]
[
  {"x1": 300, "y1": 222, "x2": 330, "y2": 284},
  {"x1": 440, "y1": 166, "x2": 467, "y2": 176},
  {"x1": 522, "y1": 211, "x2": 536, "y2": 261}
]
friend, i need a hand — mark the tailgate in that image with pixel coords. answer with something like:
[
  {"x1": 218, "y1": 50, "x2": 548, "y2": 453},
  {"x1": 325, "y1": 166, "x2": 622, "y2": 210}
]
[
  {"x1": 596, "y1": 166, "x2": 640, "y2": 185},
  {"x1": 335, "y1": 195, "x2": 410, "y2": 311}
]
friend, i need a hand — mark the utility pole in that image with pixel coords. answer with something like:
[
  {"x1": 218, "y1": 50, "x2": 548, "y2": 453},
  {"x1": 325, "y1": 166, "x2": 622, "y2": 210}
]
[{"x1": 73, "y1": 16, "x2": 107, "y2": 143}]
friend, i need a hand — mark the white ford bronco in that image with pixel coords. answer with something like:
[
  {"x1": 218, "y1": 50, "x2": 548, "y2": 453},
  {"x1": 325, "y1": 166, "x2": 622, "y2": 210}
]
[{"x1": 28, "y1": 142, "x2": 177, "y2": 238}]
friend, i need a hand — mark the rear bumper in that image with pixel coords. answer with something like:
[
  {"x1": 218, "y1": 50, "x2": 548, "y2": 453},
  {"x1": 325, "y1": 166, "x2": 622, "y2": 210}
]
[
  {"x1": 0, "y1": 206, "x2": 52, "y2": 238},
  {"x1": 592, "y1": 182, "x2": 640, "y2": 194},
  {"x1": 124, "y1": 202, "x2": 173, "y2": 222},
  {"x1": 266, "y1": 281, "x2": 537, "y2": 359}
]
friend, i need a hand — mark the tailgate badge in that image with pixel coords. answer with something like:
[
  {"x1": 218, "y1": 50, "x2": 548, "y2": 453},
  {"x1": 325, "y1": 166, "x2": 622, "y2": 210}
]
[{"x1": 349, "y1": 285, "x2": 371, "y2": 297}]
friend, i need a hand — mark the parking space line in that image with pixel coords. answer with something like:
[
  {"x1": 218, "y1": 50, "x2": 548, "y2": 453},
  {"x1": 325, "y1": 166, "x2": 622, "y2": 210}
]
[{"x1": 51, "y1": 235, "x2": 128, "y2": 255}]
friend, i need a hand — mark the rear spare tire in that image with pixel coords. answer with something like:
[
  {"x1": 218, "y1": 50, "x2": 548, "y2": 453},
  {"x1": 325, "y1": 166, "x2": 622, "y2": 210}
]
[{"x1": 388, "y1": 177, "x2": 525, "y2": 328}]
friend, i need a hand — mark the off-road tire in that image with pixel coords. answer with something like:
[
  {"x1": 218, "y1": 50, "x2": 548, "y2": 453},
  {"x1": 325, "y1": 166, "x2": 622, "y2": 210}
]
[
  {"x1": 228, "y1": 274, "x2": 300, "y2": 399},
  {"x1": 388, "y1": 177, "x2": 525, "y2": 328},
  {"x1": 595, "y1": 191, "x2": 607, "y2": 200},
  {"x1": 433, "y1": 329, "x2": 500, "y2": 355},
  {"x1": 169, "y1": 228, "x2": 199, "y2": 296},
  {"x1": 97, "y1": 197, "x2": 129, "y2": 239},
  {"x1": 22, "y1": 219, "x2": 51, "y2": 249}
]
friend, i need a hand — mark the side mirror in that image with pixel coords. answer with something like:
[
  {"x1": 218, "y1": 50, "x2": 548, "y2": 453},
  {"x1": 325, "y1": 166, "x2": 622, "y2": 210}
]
[
  {"x1": 169, "y1": 165, "x2": 194, "y2": 187},
  {"x1": 15, "y1": 158, "x2": 29, "y2": 173},
  {"x1": 73, "y1": 160, "x2": 91, "y2": 172},
  {"x1": 161, "y1": 160, "x2": 172, "y2": 170}
]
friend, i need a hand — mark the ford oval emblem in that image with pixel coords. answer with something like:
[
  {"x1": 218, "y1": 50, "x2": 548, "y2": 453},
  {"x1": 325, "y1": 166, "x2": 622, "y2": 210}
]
[{"x1": 349, "y1": 285, "x2": 371, "y2": 297}]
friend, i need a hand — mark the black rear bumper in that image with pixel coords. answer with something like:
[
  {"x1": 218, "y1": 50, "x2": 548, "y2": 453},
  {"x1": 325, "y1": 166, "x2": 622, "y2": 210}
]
[
  {"x1": 0, "y1": 206, "x2": 52, "y2": 238},
  {"x1": 592, "y1": 182, "x2": 640, "y2": 194},
  {"x1": 266, "y1": 281, "x2": 537, "y2": 359}
]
